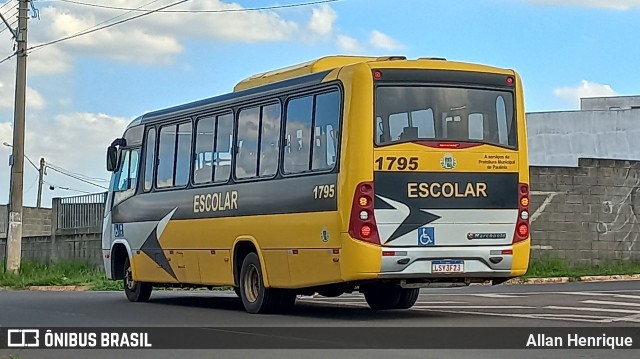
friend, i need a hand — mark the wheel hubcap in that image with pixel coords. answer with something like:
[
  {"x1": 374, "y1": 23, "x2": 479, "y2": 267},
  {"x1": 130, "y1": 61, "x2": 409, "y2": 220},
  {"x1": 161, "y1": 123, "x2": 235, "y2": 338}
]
[
  {"x1": 125, "y1": 266, "x2": 136, "y2": 290},
  {"x1": 243, "y1": 264, "x2": 260, "y2": 303}
]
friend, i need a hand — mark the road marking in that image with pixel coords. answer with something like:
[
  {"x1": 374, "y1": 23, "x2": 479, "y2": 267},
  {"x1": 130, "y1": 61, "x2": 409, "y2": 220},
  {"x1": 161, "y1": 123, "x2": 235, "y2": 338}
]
[
  {"x1": 418, "y1": 289, "x2": 640, "y2": 297},
  {"x1": 470, "y1": 294, "x2": 523, "y2": 298},
  {"x1": 581, "y1": 299, "x2": 640, "y2": 307},
  {"x1": 611, "y1": 294, "x2": 640, "y2": 300},
  {"x1": 415, "y1": 308, "x2": 610, "y2": 323},
  {"x1": 554, "y1": 291, "x2": 610, "y2": 296},
  {"x1": 612, "y1": 313, "x2": 640, "y2": 323},
  {"x1": 545, "y1": 306, "x2": 640, "y2": 315},
  {"x1": 413, "y1": 305, "x2": 533, "y2": 309}
]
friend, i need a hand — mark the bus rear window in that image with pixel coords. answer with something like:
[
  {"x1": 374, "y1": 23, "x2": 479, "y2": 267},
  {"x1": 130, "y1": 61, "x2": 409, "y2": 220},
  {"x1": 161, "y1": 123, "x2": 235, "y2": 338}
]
[{"x1": 375, "y1": 86, "x2": 516, "y2": 148}]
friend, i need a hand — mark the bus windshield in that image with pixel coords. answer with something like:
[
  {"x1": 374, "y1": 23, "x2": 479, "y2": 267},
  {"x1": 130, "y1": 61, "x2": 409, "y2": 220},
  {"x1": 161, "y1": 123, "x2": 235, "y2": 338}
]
[{"x1": 375, "y1": 86, "x2": 516, "y2": 148}]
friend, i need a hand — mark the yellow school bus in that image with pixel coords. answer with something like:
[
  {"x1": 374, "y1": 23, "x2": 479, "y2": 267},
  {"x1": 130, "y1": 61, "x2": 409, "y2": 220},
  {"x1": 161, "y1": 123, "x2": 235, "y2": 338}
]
[{"x1": 103, "y1": 56, "x2": 530, "y2": 314}]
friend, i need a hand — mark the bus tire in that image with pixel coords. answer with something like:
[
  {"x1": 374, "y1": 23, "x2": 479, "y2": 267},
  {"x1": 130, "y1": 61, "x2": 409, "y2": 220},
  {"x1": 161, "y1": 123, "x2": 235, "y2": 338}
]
[
  {"x1": 239, "y1": 252, "x2": 294, "y2": 314},
  {"x1": 123, "y1": 257, "x2": 152, "y2": 302},
  {"x1": 395, "y1": 288, "x2": 419, "y2": 309},
  {"x1": 363, "y1": 284, "x2": 401, "y2": 310}
]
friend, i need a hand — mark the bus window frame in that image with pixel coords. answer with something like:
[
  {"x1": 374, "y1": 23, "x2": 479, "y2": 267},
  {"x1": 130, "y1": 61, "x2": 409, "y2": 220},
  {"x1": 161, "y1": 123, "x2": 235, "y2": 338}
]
[
  {"x1": 134, "y1": 81, "x2": 344, "y2": 196},
  {"x1": 232, "y1": 99, "x2": 283, "y2": 184},
  {"x1": 373, "y1": 82, "x2": 518, "y2": 151},
  {"x1": 153, "y1": 118, "x2": 194, "y2": 192},
  {"x1": 280, "y1": 84, "x2": 344, "y2": 179},
  {"x1": 191, "y1": 109, "x2": 235, "y2": 188}
]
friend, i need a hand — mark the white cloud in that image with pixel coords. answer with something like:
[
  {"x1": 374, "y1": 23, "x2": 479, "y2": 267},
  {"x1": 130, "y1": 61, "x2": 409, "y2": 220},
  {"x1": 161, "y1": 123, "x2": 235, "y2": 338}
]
[
  {"x1": 28, "y1": 46, "x2": 72, "y2": 75},
  {"x1": 29, "y1": 0, "x2": 318, "y2": 66},
  {"x1": 337, "y1": 35, "x2": 364, "y2": 54},
  {"x1": 308, "y1": 4, "x2": 337, "y2": 35},
  {"x1": 527, "y1": 0, "x2": 640, "y2": 10},
  {"x1": 369, "y1": 30, "x2": 404, "y2": 51},
  {"x1": 26, "y1": 87, "x2": 45, "y2": 110},
  {"x1": 0, "y1": 63, "x2": 46, "y2": 110},
  {"x1": 553, "y1": 80, "x2": 617, "y2": 108},
  {"x1": 30, "y1": 112, "x2": 128, "y2": 169},
  {"x1": 0, "y1": 112, "x2": 128, "y2": 204}
]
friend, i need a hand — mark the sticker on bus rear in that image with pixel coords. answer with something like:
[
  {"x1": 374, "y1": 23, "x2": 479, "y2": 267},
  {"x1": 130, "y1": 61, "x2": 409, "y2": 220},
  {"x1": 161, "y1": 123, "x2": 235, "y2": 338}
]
[{"x1": 418, "y1": 227, "x2": 435, "y2": 246}]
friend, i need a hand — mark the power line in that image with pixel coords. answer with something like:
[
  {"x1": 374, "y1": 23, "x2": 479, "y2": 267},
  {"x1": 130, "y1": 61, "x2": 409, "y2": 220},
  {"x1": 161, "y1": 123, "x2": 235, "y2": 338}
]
[
  {"x1": 24, "y1": 175, "x2": 38, "y2": 193},
  {"x1": 46, "y1": 165, "x2": 109, "y2": 189},
  {"x1": 1, "y1": 0, "x2": 171, "y2": 61},
  {"x1": 46, "y1": 162, "x2": 109, "y2": 182},
  {"x1": 53, "y1": 0, "x2": 340, "y2": 13},
  {"x1": 27, "y1": 0, "x2": 188, "y2": 53},
  {"x1": 45, "y1": 180, "x2": 92, "y2": 194},
  {"x1": 1, "y1": 0, "x2": 343, "y2": 65},
  {"x1": 0, "y1": 1, "x2": 16, "y2": 12},
  {"x1": 0, "y1": 16, "x2": 18, "y2": 36}
]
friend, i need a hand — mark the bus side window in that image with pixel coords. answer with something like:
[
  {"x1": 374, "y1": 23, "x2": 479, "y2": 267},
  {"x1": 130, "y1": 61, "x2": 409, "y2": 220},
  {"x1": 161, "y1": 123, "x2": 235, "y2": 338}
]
[
  {"x1": 236, "y1": 107, "x2": 260, "y2": 179},
  {"x1": 193, "y1": 116, "x2": 215, "y2": 184},
  {"x1": 214, "y1": 113, "x2": 233, "y2": 183},
  {"x1": 284, "y1": 96, "x2": 313, "y2": 174},
  {"x1": 175, "y1": 122, "x2": 192, "y2": 187},
  {"x1": 312, "y1": 91, "x2": 339, "y2": 171},
  {"x1": 157, "y1": 125, "x2": 177, "y2": 188},
  {"x1": 143, "y1": 128, "x2": 156, "y2": 192},
  {"x1": 259, "y1": 103, "x2": 281, "y2": 177}
]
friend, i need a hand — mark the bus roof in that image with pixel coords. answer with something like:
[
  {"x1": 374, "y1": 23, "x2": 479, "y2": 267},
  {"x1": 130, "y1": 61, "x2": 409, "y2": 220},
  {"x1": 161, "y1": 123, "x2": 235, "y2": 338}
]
[
  {"x1": 233, "y1": 55, "x2": 408, "y2": 92},
  {"x1": 233, "y1": 55, "x2": 513, "y2": 92},
  {"x1": 125, "y1": 55, "x2": 514, "y2": 130}
]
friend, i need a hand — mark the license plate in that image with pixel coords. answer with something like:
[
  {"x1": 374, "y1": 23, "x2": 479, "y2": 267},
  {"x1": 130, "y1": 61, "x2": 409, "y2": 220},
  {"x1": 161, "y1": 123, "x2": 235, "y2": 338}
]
[{"x1": 431, "y1": 260, "x2": 464, "y2": 273}]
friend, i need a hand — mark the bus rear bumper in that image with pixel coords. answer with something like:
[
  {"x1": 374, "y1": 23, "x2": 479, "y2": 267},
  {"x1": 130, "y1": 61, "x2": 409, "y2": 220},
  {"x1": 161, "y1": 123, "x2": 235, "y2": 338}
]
[{"x1": 378, "y1": 245, "x2": 525, "y2": 279}]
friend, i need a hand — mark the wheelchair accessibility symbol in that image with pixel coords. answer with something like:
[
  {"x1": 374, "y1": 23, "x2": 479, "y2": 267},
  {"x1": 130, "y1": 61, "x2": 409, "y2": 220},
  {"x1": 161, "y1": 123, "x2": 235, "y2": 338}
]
[{"x1": 418, "y1": 227, "x2": 435, "y2": 246}]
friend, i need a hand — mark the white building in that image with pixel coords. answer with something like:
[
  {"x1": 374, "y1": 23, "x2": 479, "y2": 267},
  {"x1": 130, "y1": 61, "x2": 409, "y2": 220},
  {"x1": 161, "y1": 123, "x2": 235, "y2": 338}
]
[{"x1": 526, "y1": 96, "x2": 640, "y2": 167}]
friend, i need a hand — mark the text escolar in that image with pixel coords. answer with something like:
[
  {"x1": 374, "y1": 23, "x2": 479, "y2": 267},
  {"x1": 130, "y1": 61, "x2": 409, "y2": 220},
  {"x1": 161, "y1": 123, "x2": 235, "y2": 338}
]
[
  {"x1": 193, "y1": 191, "x2": 238, "y2": 213},
  {"x1": 407, "y1": 182, "x2": 487, "y2": 199}
]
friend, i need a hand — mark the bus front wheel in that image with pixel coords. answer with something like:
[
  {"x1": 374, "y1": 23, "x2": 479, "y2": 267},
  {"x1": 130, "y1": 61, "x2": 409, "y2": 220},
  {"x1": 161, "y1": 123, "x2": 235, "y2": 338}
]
[
  {"x1": 123, "y1": 257, "x2": 152, "y2": 302},
  {"x1": 239, "y1": 252, "x2": 295, "y2": 314}
]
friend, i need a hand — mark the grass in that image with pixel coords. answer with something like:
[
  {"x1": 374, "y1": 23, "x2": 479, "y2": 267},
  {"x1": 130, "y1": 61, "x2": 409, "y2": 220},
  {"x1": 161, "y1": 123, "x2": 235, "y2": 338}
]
[
  {"x1": 0, "y1": 258, "x2": 639, "y2": 291},
  {"x1": 0, "y1": 261, "x2": 122, "y2": 291},
  {"x1": 525, "y1": 257, "x2": 640, "y2": 279}
]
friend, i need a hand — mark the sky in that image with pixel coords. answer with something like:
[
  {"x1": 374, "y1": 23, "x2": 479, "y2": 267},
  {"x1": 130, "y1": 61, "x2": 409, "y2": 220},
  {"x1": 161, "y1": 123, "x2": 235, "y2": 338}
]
[{"x1": 0, "y1": 0, "x2": 639, "y2": 208}]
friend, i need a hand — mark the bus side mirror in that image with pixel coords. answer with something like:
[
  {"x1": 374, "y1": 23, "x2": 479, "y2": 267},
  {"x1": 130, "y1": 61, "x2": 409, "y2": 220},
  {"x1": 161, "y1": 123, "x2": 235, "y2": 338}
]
[{"x1": 106, "y1": 146, "x2": 118, "y2": 172}]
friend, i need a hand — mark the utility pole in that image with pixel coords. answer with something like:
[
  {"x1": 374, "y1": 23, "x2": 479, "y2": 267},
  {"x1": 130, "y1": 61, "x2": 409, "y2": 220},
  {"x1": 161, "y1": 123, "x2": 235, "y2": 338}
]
[
  {"x1": 37, "y1": 157, "x2": 45, "y2": 208},
  {"x1": 6, "y1": 0, "x2": 29, "y2": 273}
]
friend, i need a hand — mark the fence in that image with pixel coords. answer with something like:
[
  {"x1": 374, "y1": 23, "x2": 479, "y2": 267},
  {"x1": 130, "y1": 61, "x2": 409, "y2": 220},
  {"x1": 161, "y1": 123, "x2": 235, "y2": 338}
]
[{"x1": 55, "y1": 192, "x2": 107, "y2": 230}]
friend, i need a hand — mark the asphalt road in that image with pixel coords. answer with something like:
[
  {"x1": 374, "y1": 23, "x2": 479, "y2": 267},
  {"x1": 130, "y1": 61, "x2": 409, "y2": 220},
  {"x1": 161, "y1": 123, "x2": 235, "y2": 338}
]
[{"x1": 1, "y1": 281, "x2": 639, "y2": 358}]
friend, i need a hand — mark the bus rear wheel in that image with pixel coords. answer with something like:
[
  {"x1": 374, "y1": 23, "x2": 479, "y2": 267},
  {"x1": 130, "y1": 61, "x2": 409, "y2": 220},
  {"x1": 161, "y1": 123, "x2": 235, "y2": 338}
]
[
  {"x1": 363, "y1": 284, "x2": 401, "y2": 310},
  {"x1": 239, "y1": 252, "x2": 295, "y2": 314},
  {"x1": 395, "y1": 288, "x2": 420, "y2": 309},
  {"x1": 123, "y1": 257, "x2": 152, "y2": 302}
]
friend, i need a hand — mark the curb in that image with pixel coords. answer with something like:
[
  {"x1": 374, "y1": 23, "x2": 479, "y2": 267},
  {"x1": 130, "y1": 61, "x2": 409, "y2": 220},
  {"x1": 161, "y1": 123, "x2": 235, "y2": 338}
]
[
  {"x1": 24, "y1": 285, "x2": 91, "y2": 291},
  {"x1": 506, "y1": 274, "x2": 640, "y2": 285}
]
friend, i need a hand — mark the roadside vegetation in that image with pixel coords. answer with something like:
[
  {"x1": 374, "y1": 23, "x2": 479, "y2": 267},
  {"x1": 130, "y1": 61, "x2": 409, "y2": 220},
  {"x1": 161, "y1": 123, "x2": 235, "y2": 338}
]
[
  {"x1": 0, "y1": 258, "x2": 639, "y2": 290},
  {"x1": 524, "y1": 257, "x2": 640, "y2": 279},
  {"x1": 0, "y1": 261, "x2": 122, "y2": 291}
]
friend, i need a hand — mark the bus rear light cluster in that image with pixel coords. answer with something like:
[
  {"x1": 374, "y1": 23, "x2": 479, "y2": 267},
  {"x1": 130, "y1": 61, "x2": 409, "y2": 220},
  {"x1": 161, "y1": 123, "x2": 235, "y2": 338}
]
[
  {"x1": 513, "y1": 183, "x2": 530, "y2": 243},
  {"x1": 349, "y1": 181, "x2": 380, "y2": 245}
]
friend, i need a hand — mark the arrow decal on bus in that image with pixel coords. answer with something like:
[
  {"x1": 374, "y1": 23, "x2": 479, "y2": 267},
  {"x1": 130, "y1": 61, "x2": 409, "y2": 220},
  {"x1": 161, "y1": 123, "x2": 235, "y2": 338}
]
[
  {"x1": 140, "y1": 208, "x2": 178, "y2": 280},
  {"x1": 375, "y1": 195, "x2": 441, "y2": 244}
]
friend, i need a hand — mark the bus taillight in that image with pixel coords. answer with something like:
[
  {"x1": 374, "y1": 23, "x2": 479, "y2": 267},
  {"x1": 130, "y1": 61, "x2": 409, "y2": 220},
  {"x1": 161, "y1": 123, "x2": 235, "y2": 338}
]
[
  {"x1": 349, "y1": 181, "x2": 380, "y2": 245},
  {"x1": 513, "y1": 182, "x2": 530, "y2": 243}
]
